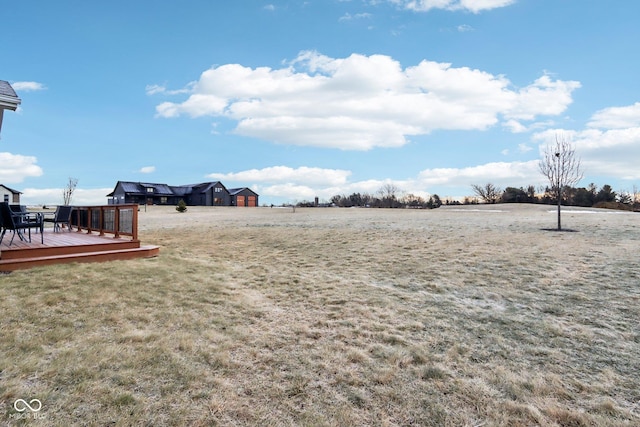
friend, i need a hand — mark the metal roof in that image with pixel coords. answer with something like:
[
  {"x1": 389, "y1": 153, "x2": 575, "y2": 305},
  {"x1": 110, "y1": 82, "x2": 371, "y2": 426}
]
[
  {"x1": 191, "y1": 182, "x2": 225, "y2": 193},
  {"x1": 228, "y1": 187, "x2": 258, "y2": 196},
  {"x1": 0, "y1": 80, "x2": 21, "y2": 111},
  {"x1": 169, "y1": 186, "x2": 191, "y2": 196},
  {"x1": 118, "y1": 181, "x2": 174, "y2": 195}
]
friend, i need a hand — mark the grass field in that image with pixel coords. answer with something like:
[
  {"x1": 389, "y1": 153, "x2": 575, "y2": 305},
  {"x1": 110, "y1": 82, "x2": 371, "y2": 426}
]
[{"x1": 1, "y1": 204, "x2": 639, "y2": 426}]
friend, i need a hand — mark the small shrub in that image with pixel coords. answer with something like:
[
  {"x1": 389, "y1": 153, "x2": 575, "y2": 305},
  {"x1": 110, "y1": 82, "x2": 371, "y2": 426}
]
[{"x1": 176, "y1": 199, "x2": 187, "y2": 213}]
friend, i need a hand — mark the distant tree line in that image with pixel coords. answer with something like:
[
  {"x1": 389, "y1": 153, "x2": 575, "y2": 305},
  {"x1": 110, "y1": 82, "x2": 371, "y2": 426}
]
[
  {"x1": 297, "y1": 184, "x2": 443, "y2": 209},
  {"x1": 471, "y1": 182, "x2": 640, "y2": 211},
  {"x1": 291, "y1": 182, "x2": 639, "y2": 211},
  {"x1": 325, "y1": 192, "x2": 443, "y2": 209}
]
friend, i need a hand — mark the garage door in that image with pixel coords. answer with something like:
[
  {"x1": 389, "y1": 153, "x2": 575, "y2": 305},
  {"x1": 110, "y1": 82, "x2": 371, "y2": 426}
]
[
  {"x1": 248, "y1": 196, "x2": 257, "y2": 207},
  {"x1": 236, "y1": 195, "x2": 245, "y2": 207}
]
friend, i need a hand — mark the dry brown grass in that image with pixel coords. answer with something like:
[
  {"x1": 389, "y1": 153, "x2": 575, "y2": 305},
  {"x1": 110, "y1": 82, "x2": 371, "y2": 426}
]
[{"x1": 1, "y1": 204, "x2": 639, "y2": 426}]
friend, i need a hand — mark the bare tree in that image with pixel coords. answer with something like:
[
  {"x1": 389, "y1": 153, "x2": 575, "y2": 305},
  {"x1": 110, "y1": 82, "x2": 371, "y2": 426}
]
[
  {"x1": 539, "y1": 135, "x2": 583, "y2": 230},
  {"x1": 471, "y1": 183, "x2": 502, "y2": 204},
  {"x1": 378, "y1": 183, "x2": 402, "y2": 208},
  {"x1": 63, "y1": 177, "x2": 78, "y2": 205}
]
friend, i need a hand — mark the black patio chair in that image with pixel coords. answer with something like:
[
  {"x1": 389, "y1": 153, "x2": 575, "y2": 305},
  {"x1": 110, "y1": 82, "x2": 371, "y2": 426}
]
[
  {"x1": 10, "y1": 204, "x2": 26, "y2": 214},
  {"x1": 10, "y1": 204, "x2": 41, "y2": 230},
  {"x1": 0, "y1": 202, "x2": 44, "y2": 245},
  {"x1": 43, "y1": 205, "x2": 73, "y2": 232}
]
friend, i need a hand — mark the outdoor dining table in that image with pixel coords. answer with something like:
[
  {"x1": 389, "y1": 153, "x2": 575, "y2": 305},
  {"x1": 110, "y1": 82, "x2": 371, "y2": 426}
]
[
  {"x1": 1, "y1": 206, "x2": 45, "y2": 245},
  {"x1": 15, "y1": 211, "x2": 45, "y2": 236}
]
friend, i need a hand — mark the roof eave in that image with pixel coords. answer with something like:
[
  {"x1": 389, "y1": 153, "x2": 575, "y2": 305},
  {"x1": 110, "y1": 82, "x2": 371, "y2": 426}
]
[{"x1": 0, "y1": 94, "x2": 21, "y2": 111}]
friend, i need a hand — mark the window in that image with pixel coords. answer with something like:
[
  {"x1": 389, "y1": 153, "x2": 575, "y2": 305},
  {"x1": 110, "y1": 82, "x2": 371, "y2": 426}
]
[
  {"x1": 3, "y1": 194, "x2": 8, "y2": 203},
  {"x1": 215, "y1": 187, "x2": 222, "y2": 193},
  {"x1": 146, "y1": 187, "x2": 154, "y2": 193}
]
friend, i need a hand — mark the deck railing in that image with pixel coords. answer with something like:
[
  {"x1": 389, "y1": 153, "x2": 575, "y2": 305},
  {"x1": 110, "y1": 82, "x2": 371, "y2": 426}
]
[{"x1": 70, "y1": 204, "x2": 139, "y2": 240}]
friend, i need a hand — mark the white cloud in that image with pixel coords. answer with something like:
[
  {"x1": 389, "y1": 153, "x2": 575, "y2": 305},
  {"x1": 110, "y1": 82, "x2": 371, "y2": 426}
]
[
  {"x1": 10, "y1": 81, "x2": 46, "y2": 92},
  {"x1": 397, "y1": 0, "x2": 515, "y2": 13},
  {"x1": 155, "y1": 51, "x2": 580, "y2": 150},
  {"x1": 417, "y1": 161, "x2": 540, "y2": 188},
  {"x1": 207, "y1": 165, "x2": 390, "y2": 202},
  {"x1": 518, "y1": 143, "x2": 532, "y2": 153},
  {"x1": 503, "y1": 118, "x2": 558, "y2": 134},
  {"x1": 145, "y1": 83, "x2": 193, "y2": 96},
  {"x1": 139, "y1": 166, "x2": 156, "y2": 174},
  {"x1": 505, "y1": 75, "x2": 580, "y2": 121},
  {"x1": 207, "y1": 166, "x2": 351, "y2": 187},
  {"x1": 206, "y1": 161, "x2": 545, "y2": 203},
  {"x1": 256, "y1": 179, "x2": 406, "y2": 203},
  {"x1": 533, "y1": 127, "x2": 640, "y2": 180},
  {"x1": 503, "y1": 119, "x2": 527, "y2": 133},
  {"x1": 567, "y1": 108, "x2": 640, "y2": 179},
  {"x1": 457, "y1": 24, "x2": 474, "y2": 32},
  {"x1": 259, "y1": 183, "x2": 319, "y2": 201},
  {"x1": 588, "y1": 102, "x2": 640, "y2": 129},
  {"x1": 339, "y1": 12, "x2": 373, "y2": 21},
  {"x1": 20, "y1": 188, "x2": 111, "y2": 207},
  {"x1": 145, "y1": 84, "x2": 164, "y2": 95},
  {"x1": 0, "y1": 152, "x2": 43, "y2": 183}
]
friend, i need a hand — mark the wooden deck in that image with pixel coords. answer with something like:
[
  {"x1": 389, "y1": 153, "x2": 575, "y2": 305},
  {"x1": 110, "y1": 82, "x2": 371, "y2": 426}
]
[{"x1": 0, "y1": 227, "x2": 159, "y2": 271}]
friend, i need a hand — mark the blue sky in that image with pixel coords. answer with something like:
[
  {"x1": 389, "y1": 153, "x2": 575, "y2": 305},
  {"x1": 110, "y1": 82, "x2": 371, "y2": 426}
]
[{"x1": 2, "y1": 0, "x2": 640, "y2": 205}]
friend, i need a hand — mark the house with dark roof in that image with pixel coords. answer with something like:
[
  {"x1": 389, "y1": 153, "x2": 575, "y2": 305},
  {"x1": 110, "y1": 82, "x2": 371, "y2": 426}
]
[
  {"x1": 0, "y1": 80, "x2": 21, "y2": 137},
  {"x1": 0, "y1": 184, "x2": 21, "y2": 204},
  {"x1": 107, "y1": 181, "x2": 259, "y2": 207}
]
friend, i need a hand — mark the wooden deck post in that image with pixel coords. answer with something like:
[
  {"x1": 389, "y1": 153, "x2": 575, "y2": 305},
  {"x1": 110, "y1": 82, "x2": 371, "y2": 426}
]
[
  {"x1": 131, "y1": 205, "x2": 138, "y2": 241},
  {"x1": 98, "y1": 207, "x2": 105, "y2": 236},
  {"x1": 114, "y1": 206, "x2": 120, "y2": 239},
  {"x1": 75, "y1": 208, "x2": 83, "y2": 233},
  {"x1": 86, "y1": 207, "x2": 93, "y2": 235}
]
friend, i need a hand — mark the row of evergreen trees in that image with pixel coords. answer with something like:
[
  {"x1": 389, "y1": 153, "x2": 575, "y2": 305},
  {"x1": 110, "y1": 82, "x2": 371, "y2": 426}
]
[{"x1": 472, "y1": 183, "x2": 638, "y2": 209}]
